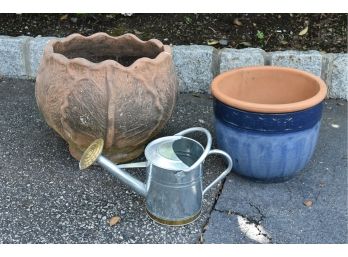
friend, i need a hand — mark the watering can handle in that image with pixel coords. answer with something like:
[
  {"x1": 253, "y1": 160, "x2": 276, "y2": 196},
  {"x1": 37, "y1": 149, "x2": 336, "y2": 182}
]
[
  {"x1": 202, "y1": 149, "x2": 233, "y2": 196},
  {"x1": 174, "y1": 127, "x2": 212, "y2": 172}
]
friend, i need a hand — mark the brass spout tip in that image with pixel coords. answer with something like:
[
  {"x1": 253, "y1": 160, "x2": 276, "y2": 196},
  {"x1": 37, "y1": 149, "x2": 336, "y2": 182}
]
[{"x1": 79, "y1": 138, "x2": 104, "y2": 170}]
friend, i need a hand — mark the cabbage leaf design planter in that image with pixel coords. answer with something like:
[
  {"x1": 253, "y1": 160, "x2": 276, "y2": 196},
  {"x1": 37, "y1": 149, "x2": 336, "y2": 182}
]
[
  {"x1": 35, "y1": 33, "x2": 178, "y2": 163},
  {"x1": 211, "y1": 66, "x2": 327, "y2": 182}
]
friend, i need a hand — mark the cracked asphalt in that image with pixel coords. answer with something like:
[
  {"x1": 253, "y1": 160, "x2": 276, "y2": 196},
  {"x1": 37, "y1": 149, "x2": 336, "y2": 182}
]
[{"x1": 0, "y1": 78, "x2": 347, "y2": 244}]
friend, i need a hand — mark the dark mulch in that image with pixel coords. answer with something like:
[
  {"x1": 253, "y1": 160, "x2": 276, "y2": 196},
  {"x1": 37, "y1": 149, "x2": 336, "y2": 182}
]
[{"x1": 0, "y1": 13, "x2": 346, "y2": 52}]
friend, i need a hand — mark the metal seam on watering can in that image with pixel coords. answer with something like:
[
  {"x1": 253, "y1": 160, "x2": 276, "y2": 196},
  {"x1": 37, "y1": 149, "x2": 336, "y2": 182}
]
[{"x1": 213, "y1": 98, "x2": 323, "y2": 133}]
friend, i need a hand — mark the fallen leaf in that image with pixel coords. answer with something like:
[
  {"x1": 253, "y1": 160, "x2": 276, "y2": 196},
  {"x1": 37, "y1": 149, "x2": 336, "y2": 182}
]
[
  {"x1": 280, "y1": 40, "x2": 288, "y2": 45},
  {"x1": 299, "y1": 26, "x2": 308, "y2": 36},
  {"x1": 233, "y1": 18, "x2": 242, "y2": 26},
  {"x1": 108, "y1": 216, "x2": 121, "y2": 226},
  {"x1": 133, "y1": 29, "x2": 144, "y2": 35},
  {"x1": 303, "y1": 199, "x2": 313, "y2": 207},
  {"x1": 60, "y1": 14, "x2": 68, "y2": 21},
  {"x1": 239, "y1": 41, "x2": 252, "y2": 47},
  {"x1": 207, "y1": 39, "x2": 219, "y2": 45}
]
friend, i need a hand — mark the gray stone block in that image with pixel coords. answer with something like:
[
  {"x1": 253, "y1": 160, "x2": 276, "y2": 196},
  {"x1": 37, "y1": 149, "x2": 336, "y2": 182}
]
[
  {"x1": 270, "y1": 50, "x2": 322, "y2": 76},
  {"x1": 0, "y1": 36, "x2": 30, "y2": 78},
  {"x1": 28, "y1": 36, "x2": 57, "y2": 78},
  {"x1": 219, "y1": 48, "x2": 265, "y2": 73},
  {"x1": 329, "y1": 54, "x2": 348, "y2": 99},
  {"x1": 173, "y1": 45, "x2": 218, "y2": 92},
  {"x1": 321, "y1": 53, "x2": 334, "y2": 84}
]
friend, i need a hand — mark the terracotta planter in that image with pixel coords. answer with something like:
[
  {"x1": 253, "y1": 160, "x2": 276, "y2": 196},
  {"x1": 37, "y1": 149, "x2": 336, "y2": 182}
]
[
  {"x1": 35, "y1": 33, "x2": 178, "y2": 163},
  {"x1": 211, "y1": 66, "x2": 327, "y2": 182}
]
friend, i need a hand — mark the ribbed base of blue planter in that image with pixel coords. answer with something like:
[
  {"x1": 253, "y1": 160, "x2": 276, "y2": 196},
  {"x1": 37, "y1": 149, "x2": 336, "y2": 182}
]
[
  {"x1": 213, "y1": 99, "x2": 323, "y2": 182},
  {"x1": 236, "y1": 172, "x2": 297, "y2": 183},
  {"x1": 215, "y1": 119, "x2": 320, "y2": 181}
]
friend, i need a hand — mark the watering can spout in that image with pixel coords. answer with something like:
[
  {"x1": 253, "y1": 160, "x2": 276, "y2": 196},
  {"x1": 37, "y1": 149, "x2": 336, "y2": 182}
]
[
  {"x1": 79, "y1": 139, "x2": 147, "y2": 197},
  {"x1": 97, "y1": 155, "x2": 147, "y2": 197}
]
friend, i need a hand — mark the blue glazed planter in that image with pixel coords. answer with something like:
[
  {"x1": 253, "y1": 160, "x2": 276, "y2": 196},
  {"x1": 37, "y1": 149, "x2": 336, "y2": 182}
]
[
  {"x1": 214, "y1": 99, "x2": 322, "y2": 182},
  {"x1": 211, "y1": 66, "x2": 327, "y2": 182}
]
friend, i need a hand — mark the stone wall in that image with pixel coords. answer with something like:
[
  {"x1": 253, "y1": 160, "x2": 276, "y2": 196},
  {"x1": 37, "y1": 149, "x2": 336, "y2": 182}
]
[{"x1": 0, "y1": 35, "x2": 347, "y2": 99}]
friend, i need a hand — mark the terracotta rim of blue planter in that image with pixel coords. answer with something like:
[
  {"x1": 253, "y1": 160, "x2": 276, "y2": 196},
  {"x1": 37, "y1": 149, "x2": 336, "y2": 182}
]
[{"x1": 211, "y1": 66, "x2": 327, "y2": 113}]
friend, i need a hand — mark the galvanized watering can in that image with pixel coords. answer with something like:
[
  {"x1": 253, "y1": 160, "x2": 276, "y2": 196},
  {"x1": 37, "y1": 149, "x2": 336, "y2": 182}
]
[{"x1": 79, "y1": 127, "x2": 233, "y2": 226}]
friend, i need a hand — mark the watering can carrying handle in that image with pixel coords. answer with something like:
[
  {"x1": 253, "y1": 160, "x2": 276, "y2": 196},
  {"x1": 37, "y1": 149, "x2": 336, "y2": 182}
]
[
  {"x1": 174, "y1": 127, "x2": 212, "y2": 172},
  {"x1": 202, "y1": 149, "x2": 233, "y2": 196}
]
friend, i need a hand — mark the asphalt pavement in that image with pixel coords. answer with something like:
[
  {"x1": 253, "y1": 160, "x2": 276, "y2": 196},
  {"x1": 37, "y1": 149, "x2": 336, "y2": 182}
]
[
  {"x1": 0, "y1": 78, "x2": 347, "y2": 243},
  {"x1": 203, "y1": 99, "x2": 348, "y2": 243}
]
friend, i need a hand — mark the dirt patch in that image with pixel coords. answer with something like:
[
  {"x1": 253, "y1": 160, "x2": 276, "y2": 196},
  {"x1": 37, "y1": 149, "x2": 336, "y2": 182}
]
[{"x1": 0, "y1": 13, "x2": 346, "y2": 53}]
